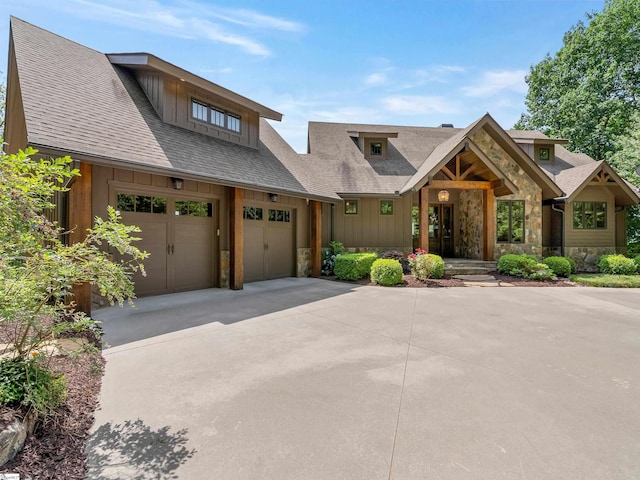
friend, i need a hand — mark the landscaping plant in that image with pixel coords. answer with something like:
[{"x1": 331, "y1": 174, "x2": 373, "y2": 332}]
[
  {"x1": 333, "y1": 253, "x2": 377, "y2": 281},
  {"x1": 381, "y1": 250, "x2": 411, "y2": 273},
  {"x1": 370, "y1": 259, "x2": 403, "y2": 286},
  {"x1": 542, "y1": 256, "x2": 573, "y2": 277},
  {"x1": 0, "y1": 146, "x2": 147, "y2": 416},
  {"x1": 597, "y1": 254, "x2": 637, "y2": 275},
  {"x1": 497, "y1": 254, "x2": 555, "y2": 281},
  {"x1": 321, "y1": 241, "x2": 344, "y2": 276},
  {"x1": 408, "y1": 249, "x2": 444, "y2": 280}
]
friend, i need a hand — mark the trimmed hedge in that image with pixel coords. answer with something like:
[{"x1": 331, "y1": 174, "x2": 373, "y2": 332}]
[
  {"x1": 497, "y1": 254, "x2": 555, "y2": 281},
  {"x1": 371, "y1": 259, "x2": 404, "y2": 286},
  {"x1": 597, "y1": 254, "x2": 637, "y2": 275},
  {"x1": 334, "y1": 253, "x2": 378, "y2": 281},
  {"x1": 409, "y1": 251, "x2": 444, "y2": 280},
  {"x1": 543, "y1": 256, "x2": 572, "y2": 277}
]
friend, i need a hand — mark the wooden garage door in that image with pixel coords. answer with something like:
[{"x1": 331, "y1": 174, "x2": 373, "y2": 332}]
[
  {"x1": 243, "y1": 206, "x2": 294, "y2": 282},
  {"x1": 117, "y1": 193, "x2": 216, "y2": 296}
]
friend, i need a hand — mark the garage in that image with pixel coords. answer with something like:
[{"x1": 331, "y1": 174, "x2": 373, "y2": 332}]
[
  {"x1": 243, "y1": 205, "x2": 295, "y2": 282},
  {"x1": 116, "y1": 192, "x2": 218, "y2": 296}
]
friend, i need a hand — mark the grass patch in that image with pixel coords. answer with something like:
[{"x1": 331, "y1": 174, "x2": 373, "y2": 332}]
[{"x1": 570, "y1": 274, "x2": 640, "y2": 288}]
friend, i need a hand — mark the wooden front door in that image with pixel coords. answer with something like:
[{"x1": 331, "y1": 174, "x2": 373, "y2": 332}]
[{"x1": 428, "y1": 205, "x2": 454, "y2": 257}]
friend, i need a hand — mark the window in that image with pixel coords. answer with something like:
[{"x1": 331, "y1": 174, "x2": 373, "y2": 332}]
[
  {"x1": 174, "y1": 200, "x2": 213, "y2": 217},
  {"x1": 117, "y1": 194, "x2": 167, "y2": 214},
  {"x1": 573, "y1": 201, "x2": 606, "y2": 229},
  {"x1": 243, "y1": 206, "x2": 263, "y2": 220},
  {"x1": 191, "y1": 99, "x2": 241, "y2": 133},
  {"x1": 497, "y1": 200, "x2": 524, "y2": 243},
  {"x1": 539, "y1": 147, "x2": 550, "y2": 161},
  {"x1": 380, "y1": 200, "x2": 393, "y2": 215},
  {"x1": 268, "y1": 209, "x2": 291, "y2": 222},
  {"x1": 370, "y1": 142, "x2": 382, "y2": 156},
  {"x1": 344, "y1": 200, "x2": 358, "y2": 215}
]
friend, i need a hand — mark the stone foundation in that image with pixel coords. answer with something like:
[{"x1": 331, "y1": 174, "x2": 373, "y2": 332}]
[
  {"x1": 297, "y1": 248, "x2": 311, "y2": 277},
  {"x1": 565, "y1": 246, "x2": 616, "y2": 272},
  {"x1": 495, "y1": 243, "x2": 542, "y2": 260},
  {"x1": 341, "y1": 246, "x2": 412, "y2": 255},
  {"x1": 220, "y1": 250, "x2": 230, "y2": 288}
]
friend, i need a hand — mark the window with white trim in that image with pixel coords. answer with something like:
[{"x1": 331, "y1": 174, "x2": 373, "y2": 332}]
[{"x1": 191, "y1": 99, "x2": 242, "y2": 133}]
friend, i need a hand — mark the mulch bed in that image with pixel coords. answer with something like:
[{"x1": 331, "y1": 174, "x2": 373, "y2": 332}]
[
  {"x1": 0, "y1": 352, "x2": 104, "y2": 479},
  {"x1": 326, "y1": 272, "x2": 575, "y2": 288}
]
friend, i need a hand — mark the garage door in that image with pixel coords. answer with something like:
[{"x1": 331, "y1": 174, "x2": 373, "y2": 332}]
[
  {"x1": 243, "y1": 206, "x2": 294, "y2": 282},
  {"x1": 117, "y1": 193, "x2": 217, "y2": 296}
]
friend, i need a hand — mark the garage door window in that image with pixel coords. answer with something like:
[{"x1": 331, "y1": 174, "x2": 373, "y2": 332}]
[
  {"x1": 175, "y1": 200, "x2": 213, "y2": 217},
  {"x1": 268, "y1": 209, "x2": 291, "y2": 222},
  {"x1": 117, "y1": 194, "x2": 167, "y2": 214},
  {"x1": 243, "y1": 206, "x2": 263, "y2": 220}
]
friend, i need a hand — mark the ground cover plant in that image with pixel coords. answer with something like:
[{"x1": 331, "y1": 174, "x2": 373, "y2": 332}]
[{"x1": 570, "y1": 274, "x2": 640, "y2": 288}]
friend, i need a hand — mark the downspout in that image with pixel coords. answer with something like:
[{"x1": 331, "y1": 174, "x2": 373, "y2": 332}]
[{"x1": 551, "y1": 203, "x2": 565, "y2": 257}]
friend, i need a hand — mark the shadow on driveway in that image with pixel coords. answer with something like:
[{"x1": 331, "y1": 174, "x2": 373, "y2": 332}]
[{"x1": 93, "y1": 278, "x2": 360, "y2": 347}]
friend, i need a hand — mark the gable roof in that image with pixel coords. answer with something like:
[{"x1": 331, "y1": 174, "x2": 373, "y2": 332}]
[
  {"x1": 8, "y1": 17, "x2": 336, "y2": 202},
  {"x1": 554, "y1": 161, "x2": 639, "y2": 205}
]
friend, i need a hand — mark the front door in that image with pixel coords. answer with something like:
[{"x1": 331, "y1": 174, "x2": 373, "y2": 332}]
[{"x1": 428, "y1": 205, "x2": 454, "y2": 257}]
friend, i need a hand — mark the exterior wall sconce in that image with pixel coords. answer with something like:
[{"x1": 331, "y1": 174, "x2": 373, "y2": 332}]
[
  {"x1": 171, "y1": 177, "x2": 184, "y2": 190},
  {"x1": 269, "y1": 193, "x2": 278, "y2": 202},
  {"x1": 437, "y1": 189, "x2": 450, "y2": 202}
]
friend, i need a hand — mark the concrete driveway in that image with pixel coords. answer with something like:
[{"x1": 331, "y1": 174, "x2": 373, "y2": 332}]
[{"x1": 85, "y1": 279, "x2": 640, "y2": 479}]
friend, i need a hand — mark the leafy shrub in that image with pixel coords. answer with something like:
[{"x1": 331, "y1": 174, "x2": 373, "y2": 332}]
[
  {"x1": 570, "y1": 273, "x2": 640, "y2": 288},
  {"x1": 0, "y1": 357, "x2": 67, "y2": 416},
  {"x1": 543, "y1": 256, "x2": 572, "y2": 277},
  {"x1": 633, "y1": 255, "x2": 640, "y2": 273},
  {"x1": 334, "y1": 253, "x2": 378, "y2": 281},
  {"x1": 566, "y1": 256, "x2": 577, "y2": 274},
  {"x1": 498, "y1": 254, "x2": 556, "y2": 281},
  {"x1": 371, "y1": 259, "x2": 403, "y2": 286},
  {"x1": 321, "y1": 241, "x2": 344, "y2": 276},
  {"x1": 597, "y1": 254, "x2": 637, "y2": 275},
  {"x1": 381, "y1": 250, "x2": 410, "y2": 273},
  {"x1": 408, "y1": 249, "x2": 444, "y2": 280}
]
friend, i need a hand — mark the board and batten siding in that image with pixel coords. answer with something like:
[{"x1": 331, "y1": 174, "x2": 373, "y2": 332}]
[
  {"x1": 564, "y1": 186, "x2": 616, "y2": 248},
  {"x1": 136, "y1": 72, "x2": 164, "y2": 119},
  {"x1": 332, "y1": 196, "x2": 413, "y2": 251}
]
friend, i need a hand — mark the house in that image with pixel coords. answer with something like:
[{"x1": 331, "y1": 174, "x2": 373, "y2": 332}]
[{"x1": 4, "y1": 18, "x2": 639, "y2": 313}]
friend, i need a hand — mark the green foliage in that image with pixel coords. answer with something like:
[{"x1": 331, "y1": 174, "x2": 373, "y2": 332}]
[
  {"x1": 0, "y1": 145, "x2": 147, "y2": 415},
  {"x1": 321, "y1": 241, "x2": 344, "y2": 276},
  {"x1": 408, "y1": 250, "x2": 444, "y2": 280},
  {"x1": 571, "y1": 273, "x2": 640, "y2": 288},
  {"x1": 333, "y1": 253, "x2": 377, "y2": 281},
  {"x1": 566, "y1": 256, "x2": 577, "y2": 274},
  {"x1": 498, "y1": 254, "x2": 556, "y2": 281},
  {"x1": 634, "y1": 255, "x2": 640, "y2": 272},
  {"x1": 0, "y1": 357, "x2": 66, "y2": 416},
  {"x1": 597, "y1": 254, "x2": 638, "y2": 275},
  {"x1": 370, "y1": 259, "x2": 403, "y2": 286},
  {"x1": 0, "y1": 78, "x2": 4, "y2": 132},
  {"x1": 542, "y1": 256, "x2": 573, "y2": 277}
]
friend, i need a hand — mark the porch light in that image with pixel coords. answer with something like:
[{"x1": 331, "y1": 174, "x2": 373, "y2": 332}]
[
  {"x1": 269, "y1": 193, "x2": 278, "y2": 202},
  {"x1": 171, "y1": 177, "x2": 184, "y2": 190},
  {"x1": 437, "y1": 189, "x2": 450, "y2": 202}
]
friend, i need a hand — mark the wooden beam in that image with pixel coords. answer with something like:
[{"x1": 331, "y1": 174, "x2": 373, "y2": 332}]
[
  {"x1": 483, "y1": 189, "x2": 496, "y2": 261},
  {"x1": 441, "y1": 165, "x2": 456, "y2": 181},
  {"x1": 429, "y1": 179, "x2": 493, "y2": 190},
  {"x1": 419, "y1": 187, "x2": 429, "y2": 252},
  {"x1": 68, "y1": 162, "x2": 92, "y2": 316},
  {"x1": 310, "y1": 200, "x2": 322, "y2": 277},
  {"x1": 229, "y1": 187, "x2": 244, "y2": 290},
  {"x1": 459, "y1": 164, "x2": 477, "y2": 181},
  {"x1": 455, "y1": 154, "x2": 461, "y2": 179}
]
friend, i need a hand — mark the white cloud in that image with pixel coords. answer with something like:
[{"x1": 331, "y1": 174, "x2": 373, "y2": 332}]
[
  {"x1": 365, "y1": 72, "x2": 388, "y2": 86},
  {"x1": 61, "y1": 0, "x2": 305, "y2": 56},
  {"x1": 382, "y1": 95, "x2": 460, "y2": 115},
  {"x1": 462, "y1": 70, "x2": 528, "y2": 97},
  {"x1": 310, "y1": 107, "x2": 383, "y2": 124}
]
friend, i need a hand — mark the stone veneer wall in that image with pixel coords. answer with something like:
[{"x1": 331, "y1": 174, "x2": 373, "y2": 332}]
[
  {"x1": 564, "y1": 246, "x2": 616, "y2": 272},
  {"x1": 297, "y1": 248, "x2": 311, "y2": 277},
  {"x1": 219, "y1": 250, "x2": 230, "y2": 288},
  {"x1": 471, "y1": 129, "x2": 543, "y2": 259},
  {"x1": 458, "y1": 190, "x2": 483, "y2": 259}
]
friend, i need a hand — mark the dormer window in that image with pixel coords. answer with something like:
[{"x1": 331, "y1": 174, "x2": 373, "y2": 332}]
[
  {"x1": 539, "y1": 147, "x2": 550, "y2": 161},
  {"x1": 191, "y1": 99, "x2": 242, "y2": 133},
  {"x1": 370, "y1": 142, "x2": 383, "y2": 156}
]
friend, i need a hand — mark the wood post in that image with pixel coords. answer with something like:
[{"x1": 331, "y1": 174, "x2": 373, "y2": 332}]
[
  {"x1": 419, "y1": 187, "x2": 429, "y2": 252},
  {"x1": 68, "y1": 162, "x2": 92, "y2": 316},
  {"x1": 483, "y1": 189, "x2": 496, "y2": 261},
  {"x1": 229, "y1": 187, "x2": 244, "y2": 290},
  {"x1": 310, "y1": 200, "x2": 322, "y2": 277}
]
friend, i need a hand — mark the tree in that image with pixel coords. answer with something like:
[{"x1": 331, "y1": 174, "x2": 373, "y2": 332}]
[
  {"x1": 516, "y1": 0, "x2": 640, "y2": 161},
  {"x1": 0, "y1": 77, "x2": 5, "y2": 132},
  {"x1": 0, "y1": 145, "x2": 147, "y2": 415}
]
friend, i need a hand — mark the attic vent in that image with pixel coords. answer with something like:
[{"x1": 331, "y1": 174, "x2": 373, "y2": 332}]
[{"x1": 439, "y1": 123, "x2": 454, "y2": 128}]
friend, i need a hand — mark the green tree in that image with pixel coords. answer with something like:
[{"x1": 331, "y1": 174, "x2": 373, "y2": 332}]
[
  {"x1": 0, "y1": 145, "x2": 147, "y2": 414},
  {"x1": 516, "y1": 0, "x2": 640, "y2": 161}
]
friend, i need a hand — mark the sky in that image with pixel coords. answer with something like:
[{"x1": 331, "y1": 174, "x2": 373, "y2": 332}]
[{"x1": 0, "y1": 0, "x2": 605, "y2": 153}]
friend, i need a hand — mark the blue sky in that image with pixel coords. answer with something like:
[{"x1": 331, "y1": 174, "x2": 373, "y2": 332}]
[{"x1": 1, "y1": 0, "x2": 604, "y2": 152}]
